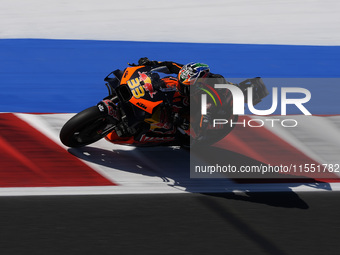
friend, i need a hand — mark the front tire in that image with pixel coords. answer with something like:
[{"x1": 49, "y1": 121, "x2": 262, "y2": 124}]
[{"x1": 60, "y1": 106, "x2": 113, "y2": 147}]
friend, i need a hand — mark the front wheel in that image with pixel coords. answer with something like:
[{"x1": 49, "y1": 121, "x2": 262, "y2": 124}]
[{"x1": 60, "y1": 106, "x2": 114, "y2": 147}]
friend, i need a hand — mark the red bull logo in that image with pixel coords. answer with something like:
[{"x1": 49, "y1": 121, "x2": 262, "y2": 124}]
[{"x1": 138, "y1": 71, "x2": 157, "y2": 98}]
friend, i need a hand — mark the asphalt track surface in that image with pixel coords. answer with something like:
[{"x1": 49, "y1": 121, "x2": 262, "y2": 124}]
[{"x1": 1, "y1": 192, "x2": 340, "y2": 255}]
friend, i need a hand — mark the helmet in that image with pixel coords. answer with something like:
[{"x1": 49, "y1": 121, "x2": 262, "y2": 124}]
[{"x1": 177, "y1": 62, "x2": 210, "y2": 96}]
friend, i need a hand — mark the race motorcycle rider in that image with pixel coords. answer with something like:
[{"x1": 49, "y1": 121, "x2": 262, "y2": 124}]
[{"x1": 105, "y1": 57, "x2": 268, "y2": 146}]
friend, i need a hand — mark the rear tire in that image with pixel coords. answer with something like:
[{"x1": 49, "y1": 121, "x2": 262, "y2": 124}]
[{"x1": 60, "y1": 106, "x2": 112, "y2": 147}]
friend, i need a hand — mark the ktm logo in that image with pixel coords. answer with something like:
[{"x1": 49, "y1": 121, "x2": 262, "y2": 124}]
[
  {"x1": 123, "y1": 70, "x2": 129, "y2": 78},
  {"x1": 136, "y1": 102, "x2": 147, "y2": 110}
]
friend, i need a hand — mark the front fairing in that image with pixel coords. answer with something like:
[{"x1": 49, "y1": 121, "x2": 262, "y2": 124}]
[{"x1": 121, "y1": 66, "x2": 175, "y2": 114}]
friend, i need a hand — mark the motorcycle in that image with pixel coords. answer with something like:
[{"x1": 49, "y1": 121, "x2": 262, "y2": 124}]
[{"x1": 59, "y1": 64, "x2": 268, "y2": 148}]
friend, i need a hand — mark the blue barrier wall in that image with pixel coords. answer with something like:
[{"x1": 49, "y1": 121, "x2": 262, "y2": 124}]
[{"x1": 1, "y1": 39, "x2": 339, "y2": 113}]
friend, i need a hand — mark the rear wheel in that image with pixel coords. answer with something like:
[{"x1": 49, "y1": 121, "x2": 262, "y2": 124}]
[{"x1": 60, "y1": 106, "x2": 115, "y2": 147}]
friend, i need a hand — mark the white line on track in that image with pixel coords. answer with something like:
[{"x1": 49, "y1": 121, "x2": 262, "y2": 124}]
[{"x1": 0, "y1": 182, "x2": 339, "y2": 196}]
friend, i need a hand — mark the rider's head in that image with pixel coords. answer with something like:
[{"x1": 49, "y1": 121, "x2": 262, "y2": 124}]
[{"x1": 177, "y1": 62, "x2": 210, "y2": 96}]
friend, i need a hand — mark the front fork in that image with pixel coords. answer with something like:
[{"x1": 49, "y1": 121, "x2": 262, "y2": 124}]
[
  {"x1": 97, "y1": 98, "x2": 120, "y2": 121},
  {"x1": 97, "y1": 97, "x2": 134, "y2": 138}
]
